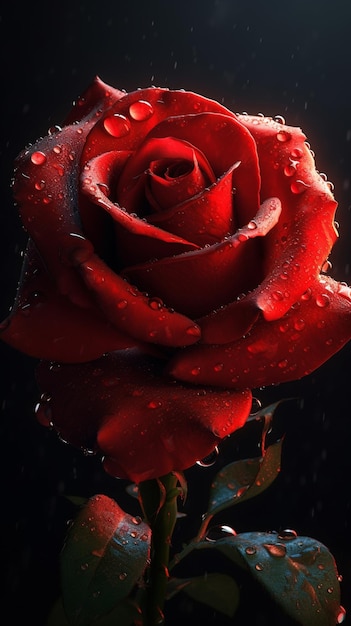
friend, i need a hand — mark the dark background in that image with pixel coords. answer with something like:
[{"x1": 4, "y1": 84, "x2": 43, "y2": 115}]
[{"x1": 0, "y1": 1, "x2": 350, "y2": 624}]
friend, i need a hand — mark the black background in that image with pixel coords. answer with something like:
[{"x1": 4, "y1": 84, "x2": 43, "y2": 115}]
[{"x1": 0, "y1": 1, "x2": 350, "y2": 624}]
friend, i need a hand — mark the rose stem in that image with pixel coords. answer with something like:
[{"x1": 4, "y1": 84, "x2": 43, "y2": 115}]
[{"x1": 138, "y1": 473, "x2": 179, "y2": 625}]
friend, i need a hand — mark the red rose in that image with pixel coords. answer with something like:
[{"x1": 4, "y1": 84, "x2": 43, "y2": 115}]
[{"x1": 2, "y1": 76, "x2": 351, "y2": 481}]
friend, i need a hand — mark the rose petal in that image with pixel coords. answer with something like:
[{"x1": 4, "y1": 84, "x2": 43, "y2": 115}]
[
  {"x1": 63, "y1": 75, "x2": 126, "y2": 125},
  {"x1": 80, "y1": 87, "x2": 239, "y2": 165},
  {"x1": 237, "y1": 115, "x2": 338, "y2": 320},
  {"x1": 168, "y1": 276, "x2": 351, "y2": 389},
  {"x1": 146, "y1": 161, "x2": 241, "y2": 247},
  {"x1": 117, "y1": 136, "x2": 216, "y2": 212},
  {"x1": 0, "y1": 241, "x2": 135, "y2": 362},
  {"x1": 35, "y1": 349, "x2": 252, "y2": 483},
  {"x1": 13, "y1": 121, "x2": 102, "y2": 301},
  {"x1": 123, "y1": 197, "x2": 281, "y2": 318},
  {"x1": 146, "y1": 152, "x2": 210, "y2": 211},
  {"x1": 81, "y1": 150, "x2": 199, "y2": 265},
  {"x1": 77, "y1": 253, "x2": 201, "y2": 347},
  {"x1": 132, "y1": 112, "x2": 261, "y2": 229}
]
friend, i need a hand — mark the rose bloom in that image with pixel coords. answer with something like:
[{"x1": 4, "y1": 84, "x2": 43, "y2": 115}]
[{"x1": 2, "y1": 77, "x2": 351, "y2": 482}]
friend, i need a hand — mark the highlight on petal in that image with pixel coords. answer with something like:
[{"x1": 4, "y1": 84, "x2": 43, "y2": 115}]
[
  {"x1": 168, "y1": 276, "x2": 351, "y2": 389},
  {"x1": 35, "y1": 349, "x2": 252, "y2": 483}
]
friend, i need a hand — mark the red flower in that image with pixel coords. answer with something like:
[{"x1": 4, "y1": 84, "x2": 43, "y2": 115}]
[{"x1": 2, "y1": 76, "x2": 351, "y2": 481}]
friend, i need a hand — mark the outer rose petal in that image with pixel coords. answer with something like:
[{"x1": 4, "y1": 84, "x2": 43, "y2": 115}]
[
  {"x1": 63, "y1": 75, "x2": 126, "y2": 125},
  {"x1": 168, "y1": 276, "x2": 351, "y2": 389},
  {"x1": 35, "y1": 350, "x2": 252, "y2": 483},
  {"x1": 237, "y1": 115, "x2": 338, "y2": 320},
  {"x1": 0, "y1": 241, "x2": 136, "y2": 362}
]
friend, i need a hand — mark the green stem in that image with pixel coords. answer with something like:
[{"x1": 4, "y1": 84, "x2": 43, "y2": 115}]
[{"x1": 138, "y1": 474, "x2": 179, "y2": 626}]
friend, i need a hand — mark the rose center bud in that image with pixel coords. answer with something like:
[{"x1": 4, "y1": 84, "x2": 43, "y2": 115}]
[{"x1": 146, "y1": 154, "x2": 209, "y2": 212}]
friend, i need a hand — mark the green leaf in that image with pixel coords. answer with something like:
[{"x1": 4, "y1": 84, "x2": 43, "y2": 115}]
[
  {"x1": 196, "y1": 531, "x2": 342, "y2": 626},
  {"x1": 207, "y1": 438, "x2": 283, "y2": 517},
  {"x1": 60, "y1": 494, "x2": 151, "y2": 625},
  {"x1": 167, "y1": 573, "x2": 240, "y2": 617}
]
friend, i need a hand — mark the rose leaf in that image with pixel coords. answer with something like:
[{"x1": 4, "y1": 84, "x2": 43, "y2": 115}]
[
  {"x1": 167, "y1": 573, "x2": 240, "y2": 618},
  {"x1": 196, "y1": 532, "x2": 342, "y2": 626},
  {"x1": 205, "y1": 438, "x2": 283, "y2": 518},
  {"x1": 60, "y1": 494, "x2": 150, "y2": 625}
]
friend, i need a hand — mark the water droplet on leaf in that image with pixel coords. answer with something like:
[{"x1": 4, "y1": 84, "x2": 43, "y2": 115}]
[
  {"x1": 263, "y1": 542, "x2": 287, "y2": 557},
  {"x1": 278, "y1": 529, "x2": 298, "y2": 540}
]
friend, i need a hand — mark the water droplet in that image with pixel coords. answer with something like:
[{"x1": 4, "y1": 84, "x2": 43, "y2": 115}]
[
  {"x1": 148, "y1": 297, "x2": 164, "y2": 310},
  {"x1": 196, "y1": 447, "x2": 219, "y2": 467},
  {"x1": 81, "y1": 562, "x2": 89, "y2": 571},
  {"x1": 245, "y1": 546, "x2": 257, "y2": 555},
  {"x1": 48, "y1": 125, "x2": 62, "y2": 135},
  {"x1": 147, "y1": 400, "x2": 161, "y2": 409},
  {"x1": 278, "y1": 359, "x2": 288, "y2": 369},
  {"x1": 272, "y1": 290, "x2": 284, "y2": 301},
  {"x1": 247, "y1": 220, "x2": 257, "y2": 229},
  {"x1": 322, "y1": 260, "x2": 332, "y2": 273},
  {"x1": 206, "y1": 525, "x2": 237, "y2": 542},
  {"x1": 315, "y1": 293, "x2": 330, "y2": 308},
  {"x1": 255, "y1": 562, "x2": 264, "y2": 571},
  {"x1": 337, "y1": 606, "x2": 346, "y2": 623},
  {"x1": 131, "y1": 515, "x2": 142, "y2": 525},
  {"x1": 34, "y1": 180, "x2": 45, "y2": 190},
  {"x1": 53, "y1": 145, "x2": 62, "y2": 154},
  {"x1": 283, "y1": 164, "x2": 296, "y2": 177},
  {"x1": 103, "y1": 114, "x2": 130, "y2": 137},
  {"x1": 250, "y1": 397, "x2": 262, "y2": 414},
  {"x1": 129, "y1": 100, "x2": 154, "y2": 121},
  {"x1": 290, "y1": 147, "x2": 303, "y2": 158},
  {"x1": 186, "y1": 325, "x2": 201, "y2": 337},
  {"x1": 213, "y1": 362, "x2": 224, "y2": 372},
  {"x1": 294, "y1": 319, "x2": 305, "y2": 331},
  {"x1": 117, "y1": 299, "x2": 128, "y2": 309},
  {"x1": 191, "y1": 366, "x2": 201, "y2": 376},
  {"x1": 301, "y1": 287, "x2": 312, "y2": 301},
  {"x1": 290, "y1": 179, "x2": 310, "y2": 194},
  {"x1": 263, "y1": 542, "x2": 287, "y2": 557},
  {"x1": 31, "y1": 151, "x2": 47, "y2": 165},
  {"x1": 118, "y1": 572, "x2": 128, "y2": 581},
  {"x1": 274, "y1": 115, "x2": 286, "y2": 124},
  {"x1": 276, "y1": 130, "x2": 291, "y2": 142},
  {"x1": 278, "y1": 529, "x2": 298, "y2": 540}
]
